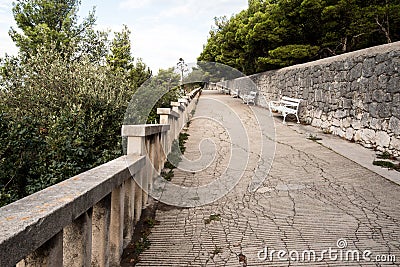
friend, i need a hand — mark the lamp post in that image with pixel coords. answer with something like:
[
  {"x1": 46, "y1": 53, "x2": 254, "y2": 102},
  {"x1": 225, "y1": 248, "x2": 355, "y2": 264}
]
[{"x1": 176, "y1": 58, "x2": 187, "y2": 94}]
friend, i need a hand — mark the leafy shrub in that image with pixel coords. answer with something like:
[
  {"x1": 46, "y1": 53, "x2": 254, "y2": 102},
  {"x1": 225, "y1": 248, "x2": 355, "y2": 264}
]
[
  {"x1": 0, "y1": 47, "x2": 181, "y2": 207},
  {"x1": 0, "y1": 49, "x2": 134, "y2": 206}
]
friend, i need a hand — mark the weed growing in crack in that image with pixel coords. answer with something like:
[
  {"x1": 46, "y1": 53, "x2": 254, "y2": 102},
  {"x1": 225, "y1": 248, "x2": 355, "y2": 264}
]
[
  {"x1": 164, "y1": 140, "x2": 182, "y2": 171},
  {"x1": 307, "y1": 134, "x2": 322, "y2": 141},
  {"x1": 161, "y1": 169, "x2": 174, "y2": 181},
  {"x1": 204, "y1": 214, "x2": 221, "y2": 224},
  {"x1": 162, "y1": 132, "x2": 190, "y2": 181},
  {"x1": 144, "y1": 218, "x2": 158, "y2": 228},
  {"x1": 166, "y1": 133, "x2": 189, "y2": 167},
  {"x1": 179, "y1": 133, "x2": 190, "y2": 153},
  {"x1": 373, "y1": 160, "x2": 400, "y2": 172},
  {"x1": 135, "y1": 236, "x2": 151, "y2": 254},
  {"x1": 121, "y1": 209, "x2": 159, "y2": 266}
]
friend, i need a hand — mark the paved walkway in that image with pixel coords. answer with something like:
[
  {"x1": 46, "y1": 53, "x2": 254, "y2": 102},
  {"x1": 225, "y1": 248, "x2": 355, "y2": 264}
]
[{"x1": 137, "y1": 91, "x2": 400, "y2": 266}]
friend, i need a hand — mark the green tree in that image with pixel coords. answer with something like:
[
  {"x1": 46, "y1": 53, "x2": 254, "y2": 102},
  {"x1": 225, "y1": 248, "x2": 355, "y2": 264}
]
[
  {"x1": 9, "y1": 0, "x2": 97, "y2": 58},
  {"x1": 258, "y1": 44, "x2": 320, "y2": 67},
  {"x1": 107, "y1": 25, "x2": 152, "y2": 89},
  {"x1": 107, "y1": 25, "x2": 133, "y2": 72},
  {"x1": 0, "y1": 47, "x2": 134, "y2": 206},
  {"x1": 0, "y1": 1, "x2": 154, "y2": 206},
  {"x1": 199, "y1": 0, "x2": 400, "y2": 74},
  {"x1": 124, "y1": 67, "x2": 181, "y2": 125},
  {"x1": 129, "y1": 59, "x2": 153, "y2": 90}
]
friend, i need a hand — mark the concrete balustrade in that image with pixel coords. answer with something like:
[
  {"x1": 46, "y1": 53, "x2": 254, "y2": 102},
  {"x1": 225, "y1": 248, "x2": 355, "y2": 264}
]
[
  {"x1": 121, "y1": 124, "x2": 170, "y2": 210},
  {"x1": 0, "y1": 87, "x2": 201, "y2": 267},
  {"x1": 171, "y1": 102, "x2": 185, "y2": 138},
  {"x1": 157, "y1": 108, "x2": 180, "y2": 154},
  {"x1": 1, "y1": 155, "x2": 145, "y2": 267},
  {"x1": 178, "y1": 98, "x2": 190, "y2": 128}
]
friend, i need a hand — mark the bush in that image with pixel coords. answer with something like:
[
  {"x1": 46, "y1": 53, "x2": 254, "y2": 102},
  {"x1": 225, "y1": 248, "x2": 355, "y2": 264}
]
[
  {"x1": 0, "y1": 49, "x2": 134, "y2": 206},
  {"x1": 0, "y1": 47, "x2": 182, "y2": 207}
]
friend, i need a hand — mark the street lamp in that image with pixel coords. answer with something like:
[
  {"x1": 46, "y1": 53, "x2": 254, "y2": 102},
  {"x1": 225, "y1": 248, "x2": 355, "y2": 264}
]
[{"x1": 176, "y1": 58, "x2": 187, "y2": 94}]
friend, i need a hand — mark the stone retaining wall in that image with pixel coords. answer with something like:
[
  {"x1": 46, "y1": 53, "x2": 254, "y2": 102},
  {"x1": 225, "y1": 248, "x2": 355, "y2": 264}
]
[{"x1": 226, "y1": 42, "x2": 400, "y2": 156}]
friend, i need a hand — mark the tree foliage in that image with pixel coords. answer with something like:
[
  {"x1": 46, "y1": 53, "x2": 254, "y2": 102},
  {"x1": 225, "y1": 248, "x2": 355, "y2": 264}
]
[
  {"x1": 9, "y1": 0, "x2": 97, "y2": 59},
  {"x1": 0, "y1": 0, "x2": 162, "y2": 206},
  {"x1": 0, "y1": 48, "x2": 132, "y2": 205},
  {"x1": 107, "y1": 25, "x2": 152, "y2": 89},
  {"x1": 124, "y1": 68, "x2": 181, "y2": 125},
  {"x1": 199, "y1": 0, "x2": 400, "y2": 75}
]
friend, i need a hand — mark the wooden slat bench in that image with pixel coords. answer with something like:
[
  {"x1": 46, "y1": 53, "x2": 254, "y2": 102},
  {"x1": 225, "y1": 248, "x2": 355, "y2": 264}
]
[
  {"x1": 269, "y1": 96, "x2": 302, "y2": 124},
  {"x1": 242, "y1": 91, "x2": 257, "y2": 105},
  {"x1": 231, "y1": 89, "x2": 239, "y2": 98}
]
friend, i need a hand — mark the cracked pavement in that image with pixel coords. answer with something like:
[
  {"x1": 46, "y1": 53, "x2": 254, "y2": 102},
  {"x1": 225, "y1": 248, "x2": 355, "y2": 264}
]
[{"x1": 136, "y1": 90, "x2": 400, "y2": 266}]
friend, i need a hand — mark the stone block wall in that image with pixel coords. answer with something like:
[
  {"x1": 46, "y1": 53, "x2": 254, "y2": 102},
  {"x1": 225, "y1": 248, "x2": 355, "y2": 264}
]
[{"x1": 227, "y1": 42, "x2": 400, "y2": 156}]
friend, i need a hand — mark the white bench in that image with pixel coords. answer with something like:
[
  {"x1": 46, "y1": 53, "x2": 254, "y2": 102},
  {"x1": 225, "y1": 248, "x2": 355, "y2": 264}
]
[
  {"x1": 242, "y1": 91, "x2": 257, "y2": 105},
  {"x1": 231, "y1": 89, "x2": 239, "y2": 98},
  {"x1": 221, "y1": 87, "x2": 230, "y2": 95},
  {"x1": 269, "y1": 96, "x2": 302, "y2": 124}
]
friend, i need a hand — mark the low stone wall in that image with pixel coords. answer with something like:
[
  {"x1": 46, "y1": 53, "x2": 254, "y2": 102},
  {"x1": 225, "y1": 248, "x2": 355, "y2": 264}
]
[{"x1": 226, "y1": 42, "x2": 400, "y2": 156}]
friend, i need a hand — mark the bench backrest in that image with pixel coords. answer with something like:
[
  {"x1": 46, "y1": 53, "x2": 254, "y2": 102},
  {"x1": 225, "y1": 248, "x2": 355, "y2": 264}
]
[
  {"x1": 249, "y1": 91, "x2": 257, "y2": 97},
  {"x1": 281, "y1": 96, "x2": 301, "y2": 109}
]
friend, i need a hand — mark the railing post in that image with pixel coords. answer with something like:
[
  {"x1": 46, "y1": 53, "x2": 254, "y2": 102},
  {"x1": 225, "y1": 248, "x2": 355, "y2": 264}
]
[
  {"x1": 123, "y1": 177, "x2": 135, "y2": 247},
  {"x1": 121, "y1": 125, "x2": 170, "y2": 221},
  {"x1": 157, "y1": 108, "x2": 180, "y2": 154},
  {"x1": 157, "y1": 109, "x2": 172, "y2": 155},
  {"x1": 143, "y1": 137, "x2": 152, "y2": 205},
  {"x1": 171, "y1": 102, "x2": 183, "y2": 138},
  {"x1": 91, "y1": 194, "x2": 111, "y2": 267},
  {"x1": 16, "y1": 232, "x2": 63, "y2": 267},
  {"x1": 178, "y1": 98, "x2": 189, "y2": 128},
  {"x1": 124, "y1": 134, "x2": 145, "y2": 221},
  {"x1": 109, "y1": 183, "x2": 125, "y2": 266},
  {"x1": 134, "y1": 173, "x2": 143, "y2": 222},
  {"x1": 63, "y1": 210, "x2": 93, "y2": 267}
]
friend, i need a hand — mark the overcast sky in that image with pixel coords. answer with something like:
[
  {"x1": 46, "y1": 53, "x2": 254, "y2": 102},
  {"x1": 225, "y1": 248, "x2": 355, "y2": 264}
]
[{"x1": 0, "y1": 0, "x2": 247, "y2": 72}]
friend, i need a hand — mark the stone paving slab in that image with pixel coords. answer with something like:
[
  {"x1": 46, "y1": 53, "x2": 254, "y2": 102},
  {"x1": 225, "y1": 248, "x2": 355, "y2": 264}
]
[{"x1": 136, "y1": 91, "x2": 400, "y2": 266}]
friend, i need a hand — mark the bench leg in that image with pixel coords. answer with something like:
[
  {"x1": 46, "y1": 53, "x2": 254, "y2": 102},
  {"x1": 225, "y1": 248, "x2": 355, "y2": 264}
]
[
  {"x1": 295, "y1": 114, "x2": 300, "y2": 123},
  {"x1": 282, "y1": 113, "x2": 287, "y2": 124}
]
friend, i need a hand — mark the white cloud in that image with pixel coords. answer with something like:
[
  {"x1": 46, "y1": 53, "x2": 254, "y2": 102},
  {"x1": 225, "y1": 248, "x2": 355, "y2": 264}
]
[
  {"x1": 0, "y1": 0, "x2": 248, "y2": 71},
  {"x1": 131, "y1": 23, "x2": 189, "y2": 71},
  {"x1": 159, "y1": 0, "x2": 246, "y2": 20},
  {"x1": 0, "y1": 31, "x2": 17, "y2": 56},
  {"x1": 0, "y1": 0, "x2": 13, "y2": 23},
  {"x1": 129, "y1": 0, "x2": 247, "y2": 71},
  {"x1": 119, "y1": 0, "x2": 153, "y2": 9},
  {"x1": 0, "y1": 0, "x2": 17, "y2": 56},
  {"x1": 0, "y1": 0, "x2": 12, "y2": 9}
]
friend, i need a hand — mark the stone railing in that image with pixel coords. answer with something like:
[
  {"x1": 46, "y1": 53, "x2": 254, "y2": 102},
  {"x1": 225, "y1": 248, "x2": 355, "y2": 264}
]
[
  {"x1": 223, "y1": 42, "x2": 400, "y2": 156},
  {"x1": 0, "y1": 88, "x2": 201, "y2": 267}
]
